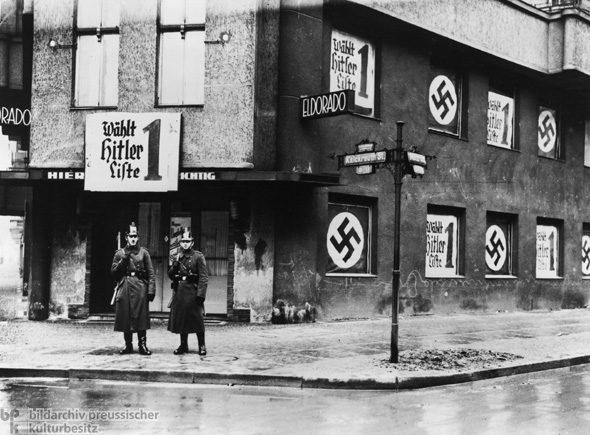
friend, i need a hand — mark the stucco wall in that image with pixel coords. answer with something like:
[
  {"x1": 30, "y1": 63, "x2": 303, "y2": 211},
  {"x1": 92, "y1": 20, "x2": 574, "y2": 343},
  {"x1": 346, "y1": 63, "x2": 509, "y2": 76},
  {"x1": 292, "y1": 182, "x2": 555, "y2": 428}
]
[
  {"x1": 233, "y1": 192, "x2": 275, "y2": 323},
  {"x1": 30, "y1": 0, "x2": 258, "y2": 168}
]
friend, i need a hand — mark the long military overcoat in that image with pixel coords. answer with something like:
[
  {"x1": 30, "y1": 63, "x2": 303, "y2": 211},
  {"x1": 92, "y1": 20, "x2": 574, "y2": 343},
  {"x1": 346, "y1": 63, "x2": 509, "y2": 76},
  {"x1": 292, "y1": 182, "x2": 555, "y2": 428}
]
[
  {"x1": 167, "y1": 248, "x2": 208, "y2": 334},
  {"x1": 111, "y1": 245, "x2": 156, "y2": 332}
]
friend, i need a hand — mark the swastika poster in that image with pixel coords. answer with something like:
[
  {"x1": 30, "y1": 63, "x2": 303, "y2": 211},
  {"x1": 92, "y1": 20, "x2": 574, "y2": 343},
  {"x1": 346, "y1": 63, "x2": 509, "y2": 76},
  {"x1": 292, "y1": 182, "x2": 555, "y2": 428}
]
[
  {"x1": 330, "y1": 29, "x2": 375, "y2": 117},
  {"x1": 582, "y1": 234, "x2": 590, "y2": 276},
  {"x1": 428, "y1": 65, "x2": 460, "y2": 135},
  {"x1": 326, "y1": 204, "x2": 369, "y2": 275},
  {"x1": 538, "y1": 106, "x2": 558, "y2": 158},
  {"x1": 487, "y1": 91, "x2": 514, "y2": 149},
  {"x1": 426, "y1": 214, "x2": 459, "y2": 278},
  {"x1": 485, "y1": 224, "x2": 508, "y2": 274},
  {"x1": 536, "y1": 225, "x2": 559, "y2": 278}
]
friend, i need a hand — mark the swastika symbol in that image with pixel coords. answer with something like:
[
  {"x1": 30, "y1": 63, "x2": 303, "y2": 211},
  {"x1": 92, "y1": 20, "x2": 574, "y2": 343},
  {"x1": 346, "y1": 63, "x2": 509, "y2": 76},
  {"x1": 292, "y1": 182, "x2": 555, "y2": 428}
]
[
  {"x1": 327, "y1": 212, "x2": 365, "y2": 269},
  {"x1": 485, "y1": 225, "x2": 507, "y2": 272},
  {"x1": 582, "y1": 236, "x2": 590, "y2": 275},
  {"x1": 538, "y1": 109, "x2": 556, "y2": 153},
  {"x1": 429, "y1": 75, "x2": 457, "y2": 126},
  {"x1": 330, "y1": 217, "x2": 361, "y2": 263}
]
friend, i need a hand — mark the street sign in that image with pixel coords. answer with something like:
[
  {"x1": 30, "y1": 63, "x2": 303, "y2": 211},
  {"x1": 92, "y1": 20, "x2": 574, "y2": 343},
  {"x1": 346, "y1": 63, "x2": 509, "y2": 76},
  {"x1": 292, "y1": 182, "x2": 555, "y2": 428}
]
[
  {"x1": 341, "y1": 150, "x2": 387, "y2": 167},
  {"x1": 301, "y1": 90, "x2": 355, "y2": 120}
]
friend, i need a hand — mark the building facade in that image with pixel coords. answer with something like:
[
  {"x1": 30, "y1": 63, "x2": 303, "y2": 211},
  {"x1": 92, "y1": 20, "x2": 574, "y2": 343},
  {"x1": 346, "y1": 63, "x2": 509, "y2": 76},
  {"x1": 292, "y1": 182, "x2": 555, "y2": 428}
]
[
  {"x1": 4, "y1": 0, "x2": 590, "y2": 323},
  {"x1": 274, "y1": 0, "x2": 590, "y2": 319}
]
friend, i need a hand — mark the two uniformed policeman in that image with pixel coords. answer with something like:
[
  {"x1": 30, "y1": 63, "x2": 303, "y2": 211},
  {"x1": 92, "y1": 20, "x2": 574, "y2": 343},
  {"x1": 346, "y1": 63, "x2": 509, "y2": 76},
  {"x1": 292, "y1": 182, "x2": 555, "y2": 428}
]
[
  {"x1": 110, "y1": 222, "x2": 156, "y2": 355},
  {"x1": 167, "y1": 227, "x2": 209, "y2": 355}
]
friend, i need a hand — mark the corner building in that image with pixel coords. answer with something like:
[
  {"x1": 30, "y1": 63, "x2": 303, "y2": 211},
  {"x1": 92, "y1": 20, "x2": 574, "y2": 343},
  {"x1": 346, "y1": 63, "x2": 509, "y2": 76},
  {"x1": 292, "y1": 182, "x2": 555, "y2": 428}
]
[
  {"x1": 274, "y1": 0, "x2": 590, "y2": 318},
  {"x1": 21, "y1": 0, "x2": 590, "y2": 323}
]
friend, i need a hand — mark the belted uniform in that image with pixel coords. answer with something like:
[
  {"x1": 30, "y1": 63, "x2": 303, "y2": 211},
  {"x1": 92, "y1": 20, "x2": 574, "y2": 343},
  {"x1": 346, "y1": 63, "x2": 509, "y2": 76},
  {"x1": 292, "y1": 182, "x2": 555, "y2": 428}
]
[
  {"x1": 167, "y1": 248, "x2": 208, "y2": 333},
  {"x1": 111, "y1": 245, "x2": 156, "y2": 332}
]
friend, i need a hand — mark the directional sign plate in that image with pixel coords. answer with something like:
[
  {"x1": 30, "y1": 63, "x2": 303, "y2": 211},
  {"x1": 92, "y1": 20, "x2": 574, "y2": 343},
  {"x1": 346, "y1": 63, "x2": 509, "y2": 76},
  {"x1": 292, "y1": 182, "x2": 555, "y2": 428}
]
[{"x1": 342, "y1": 151, "x2": 387, "y2": 167}]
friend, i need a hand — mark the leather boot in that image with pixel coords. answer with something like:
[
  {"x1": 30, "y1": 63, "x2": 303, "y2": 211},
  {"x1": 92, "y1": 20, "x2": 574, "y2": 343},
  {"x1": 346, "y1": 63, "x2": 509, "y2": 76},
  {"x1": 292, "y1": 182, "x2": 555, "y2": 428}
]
[
  {"x1": 119, "y1": 332, "x2": 133, "y2": 355},
  {"x1": 137, "y1": 330, "x2": 152, "y2": 356},
  {"x1": 174, "y1": 333, "x2": 189, "y2": 355},
  {"x1": 197, "y1": 332, "x2": 206, "y2": 356}
]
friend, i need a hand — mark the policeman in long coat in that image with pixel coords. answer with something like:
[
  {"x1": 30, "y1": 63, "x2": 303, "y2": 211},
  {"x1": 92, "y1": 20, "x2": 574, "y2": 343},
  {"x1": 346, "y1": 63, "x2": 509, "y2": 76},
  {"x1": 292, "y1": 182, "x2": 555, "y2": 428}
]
[
  {"x1": 111, "y1": 222, "x2": 156, "y2": 355},
  {"x1": 168, "y1": 228, "x2": 208, "y2": 355}
]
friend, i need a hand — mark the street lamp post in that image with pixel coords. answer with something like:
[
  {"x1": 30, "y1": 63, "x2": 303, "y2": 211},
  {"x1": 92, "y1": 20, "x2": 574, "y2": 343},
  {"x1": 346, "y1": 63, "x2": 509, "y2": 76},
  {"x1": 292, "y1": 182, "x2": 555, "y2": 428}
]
[
  {"x1": 390, "y1": 121, "x2": 404, "y2": 363},
  {"x1": 335, "y1": 120, "x2": 431, "y2": 365}
]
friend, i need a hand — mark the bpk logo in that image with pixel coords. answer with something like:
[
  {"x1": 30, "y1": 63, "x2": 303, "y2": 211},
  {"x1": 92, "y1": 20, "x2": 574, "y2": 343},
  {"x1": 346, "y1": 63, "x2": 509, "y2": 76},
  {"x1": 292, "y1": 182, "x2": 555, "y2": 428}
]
[
  {"x1": 327, "y1": 212, "x2": 364, "y2": 269},
  {"x1": 429, "y1": 75, "x2": 457, "y2": 126},
  {"x1": 1, "y1": 408, "x2": 20, "y2": 434}
]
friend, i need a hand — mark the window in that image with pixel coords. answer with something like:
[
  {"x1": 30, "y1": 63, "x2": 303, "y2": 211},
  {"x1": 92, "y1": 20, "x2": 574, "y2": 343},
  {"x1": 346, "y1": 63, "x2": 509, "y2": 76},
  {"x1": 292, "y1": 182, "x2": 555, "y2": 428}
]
[
  {"x1": 326, "y1": 195, "x2": 375, "y2": 276},
  {"x1": 330, "y1": 29, "x2": 376, "y2": 117},
  {"x1": 538, "y1": 105, "x2": 562, "y2": 160},
  {"x1": 536, "y1": 218, "x2": 563, "y2": 279},
  {"x1": 428, "y1": 63, "x2": 467, "y2": 138},
  {"x1": 426, "y1": 205, "x2": 464, "y2": 278},
  {"x1": 157, "y1": 0, "x2": 206, "y2": 106},
  {"x1": 487, "y1": 85, "x2": 517, "y2": 150},
  {"x1": 583, "y1": 224, "x2": 590, "y2": 278},
  {"x1": 486, "y1": 212, "x2": 517, "y2": 277},
  {"x1": 74, "y1": 0, "x2": 120, "y2": 108}
]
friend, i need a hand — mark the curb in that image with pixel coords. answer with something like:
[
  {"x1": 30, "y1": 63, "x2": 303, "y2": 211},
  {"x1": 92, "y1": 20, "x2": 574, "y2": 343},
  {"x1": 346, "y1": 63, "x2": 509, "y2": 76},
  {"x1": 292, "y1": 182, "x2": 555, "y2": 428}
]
[{"x1": 1, "y1": 354, "x2": 589, "y2": 390}]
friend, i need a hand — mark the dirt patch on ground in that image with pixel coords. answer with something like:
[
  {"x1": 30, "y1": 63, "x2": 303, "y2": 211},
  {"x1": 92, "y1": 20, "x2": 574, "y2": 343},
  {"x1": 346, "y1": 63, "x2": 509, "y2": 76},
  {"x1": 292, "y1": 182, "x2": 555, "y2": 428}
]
[{"x1": 377, "y1": 348, "x2": 524, "y2": 372}]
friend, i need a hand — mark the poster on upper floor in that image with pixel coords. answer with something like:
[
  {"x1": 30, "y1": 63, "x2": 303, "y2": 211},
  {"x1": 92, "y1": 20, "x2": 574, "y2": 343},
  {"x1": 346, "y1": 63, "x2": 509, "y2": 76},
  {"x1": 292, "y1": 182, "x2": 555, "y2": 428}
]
[
  {"x1": 84, "y1": 112, "x2": 180, "y2": 192},
  {"x1": 487, "y1": 90, "x2": 514, "y2": 149},
  {"x1": 330, "y1": 29, "x2": 375, "y2": 117}
]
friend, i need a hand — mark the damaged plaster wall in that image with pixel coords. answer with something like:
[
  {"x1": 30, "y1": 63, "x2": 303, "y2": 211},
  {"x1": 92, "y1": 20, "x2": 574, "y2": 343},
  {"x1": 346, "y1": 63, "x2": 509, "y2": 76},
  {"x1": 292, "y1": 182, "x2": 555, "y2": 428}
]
[{"x1": 233, "y1": 194, "x2": 274, "y2": 322}]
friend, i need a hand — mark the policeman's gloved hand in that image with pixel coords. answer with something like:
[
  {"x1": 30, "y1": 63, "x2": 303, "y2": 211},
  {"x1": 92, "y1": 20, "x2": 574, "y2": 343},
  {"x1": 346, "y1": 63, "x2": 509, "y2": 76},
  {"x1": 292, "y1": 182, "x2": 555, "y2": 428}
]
[{"x1": 148, "y1": 293, "x2": 155, "y2": 302}]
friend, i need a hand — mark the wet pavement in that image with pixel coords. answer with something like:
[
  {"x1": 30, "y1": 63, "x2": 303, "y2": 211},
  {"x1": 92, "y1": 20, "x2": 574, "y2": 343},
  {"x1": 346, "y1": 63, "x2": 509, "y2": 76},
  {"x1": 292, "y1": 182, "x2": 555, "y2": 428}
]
[{"x1": 1, "y1": 309, "x2": 590, "y2": 389}]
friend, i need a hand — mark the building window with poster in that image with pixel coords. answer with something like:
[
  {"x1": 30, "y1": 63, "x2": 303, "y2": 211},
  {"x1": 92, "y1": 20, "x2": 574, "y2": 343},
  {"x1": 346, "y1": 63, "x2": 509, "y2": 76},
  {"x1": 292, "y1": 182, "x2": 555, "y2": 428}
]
[
  {"x1": 538, "y1": 105, "x2": 562, "y2": 160},
  {"x1": 487, "y1": 85, "x2": 517, "y2": 150},
  {"x1": 428, "y1": 63, "x2": 466, "y2": 138},
  {"x1": 486, "y1": 212, "x2": 517, "y2": 278},
  {"x1": 426, "y1": 206, "x2": 464, "y2": 278},
  {"x1": 582, "y1": 223, "x2": 590, "y2": 279},
  {"x1": 73, "y1": 0, "x2": 120, "y2": 108},
  {"x1": 330, "y1": 29, "x2": 376, "y2": 118},
  {"x1": 157, "y1": 0, "x2": 206, "y2": 106},
  {"x1": 326, "y1": 197, "x2": 375, "y2": 276},
  {"x1": 536, "y1": 218, "x2": 562, "y2": 279}
]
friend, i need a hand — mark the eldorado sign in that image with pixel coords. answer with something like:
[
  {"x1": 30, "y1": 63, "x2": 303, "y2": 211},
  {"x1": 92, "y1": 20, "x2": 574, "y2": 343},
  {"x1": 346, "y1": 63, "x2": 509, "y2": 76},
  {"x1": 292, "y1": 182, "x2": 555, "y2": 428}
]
[
  {"x1": 301, "y1": 90, "x2": 355, "y2": 119},
  {"x1": 84, "y1": 112, "x2": 180, "y2": 192}
]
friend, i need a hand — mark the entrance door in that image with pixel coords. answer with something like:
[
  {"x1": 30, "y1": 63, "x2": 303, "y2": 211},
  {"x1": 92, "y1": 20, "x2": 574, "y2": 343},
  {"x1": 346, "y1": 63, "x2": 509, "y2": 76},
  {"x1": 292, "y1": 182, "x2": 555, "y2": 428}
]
[
  {"x1": 200, "y1": 211, "x2": 229, "y2": 314},
  {"x1": 138, "y1": 202, "x2": 167, "y2": 312}
]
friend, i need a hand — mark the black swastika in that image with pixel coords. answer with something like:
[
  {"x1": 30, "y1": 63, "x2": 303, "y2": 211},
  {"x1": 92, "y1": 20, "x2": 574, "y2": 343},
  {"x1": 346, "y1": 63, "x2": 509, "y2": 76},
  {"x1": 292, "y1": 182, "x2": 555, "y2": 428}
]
[
  {"x1": 539, "y1": 114, "x2": 555, "y2": 148},
  {"x1": 583, "y1": 241, "x2": 590, "y2": 269},
  {"x1": 431, "y1": 80, "x2": 455, "y2": 120},
  {"x1": 486, "y1": 229, "x2": 505, "y2": 267},
  {"x1": 330, "y1": 217, "x2": 361, "y2": 263}
]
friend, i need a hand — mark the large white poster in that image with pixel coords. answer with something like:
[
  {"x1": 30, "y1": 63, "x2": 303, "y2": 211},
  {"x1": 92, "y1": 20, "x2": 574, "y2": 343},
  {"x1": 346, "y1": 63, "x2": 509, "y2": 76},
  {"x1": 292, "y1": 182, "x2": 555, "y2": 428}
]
[
  {"x1": 426, "y1": 214, "x2": 459, "y2": 278},
  {"x1": 84, "y1": 112, "x2": 180, "y2": 191},
  {"x1": 487, "y1": 91, "x2": 514, "y2": 149},
  {"x1": 330, "y1": 29, "x2": 375, "y2": 117},
  {"x1": 536, "y1": 225, "x2": 558, "y2": 278}
]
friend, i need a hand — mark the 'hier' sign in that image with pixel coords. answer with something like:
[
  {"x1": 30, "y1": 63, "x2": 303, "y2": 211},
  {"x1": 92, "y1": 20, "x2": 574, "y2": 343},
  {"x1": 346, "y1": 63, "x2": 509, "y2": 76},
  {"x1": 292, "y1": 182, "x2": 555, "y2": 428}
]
[{"x1": 84, "y1": 113, "x2": 180, "y2": 192}]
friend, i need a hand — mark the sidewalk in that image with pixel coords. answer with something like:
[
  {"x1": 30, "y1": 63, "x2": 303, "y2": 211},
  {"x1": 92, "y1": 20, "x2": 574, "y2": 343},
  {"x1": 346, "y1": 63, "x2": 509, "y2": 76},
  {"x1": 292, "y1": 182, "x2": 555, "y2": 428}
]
[{"x1": 1, "y1": 309, "x2": 590, "y2": 390}]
